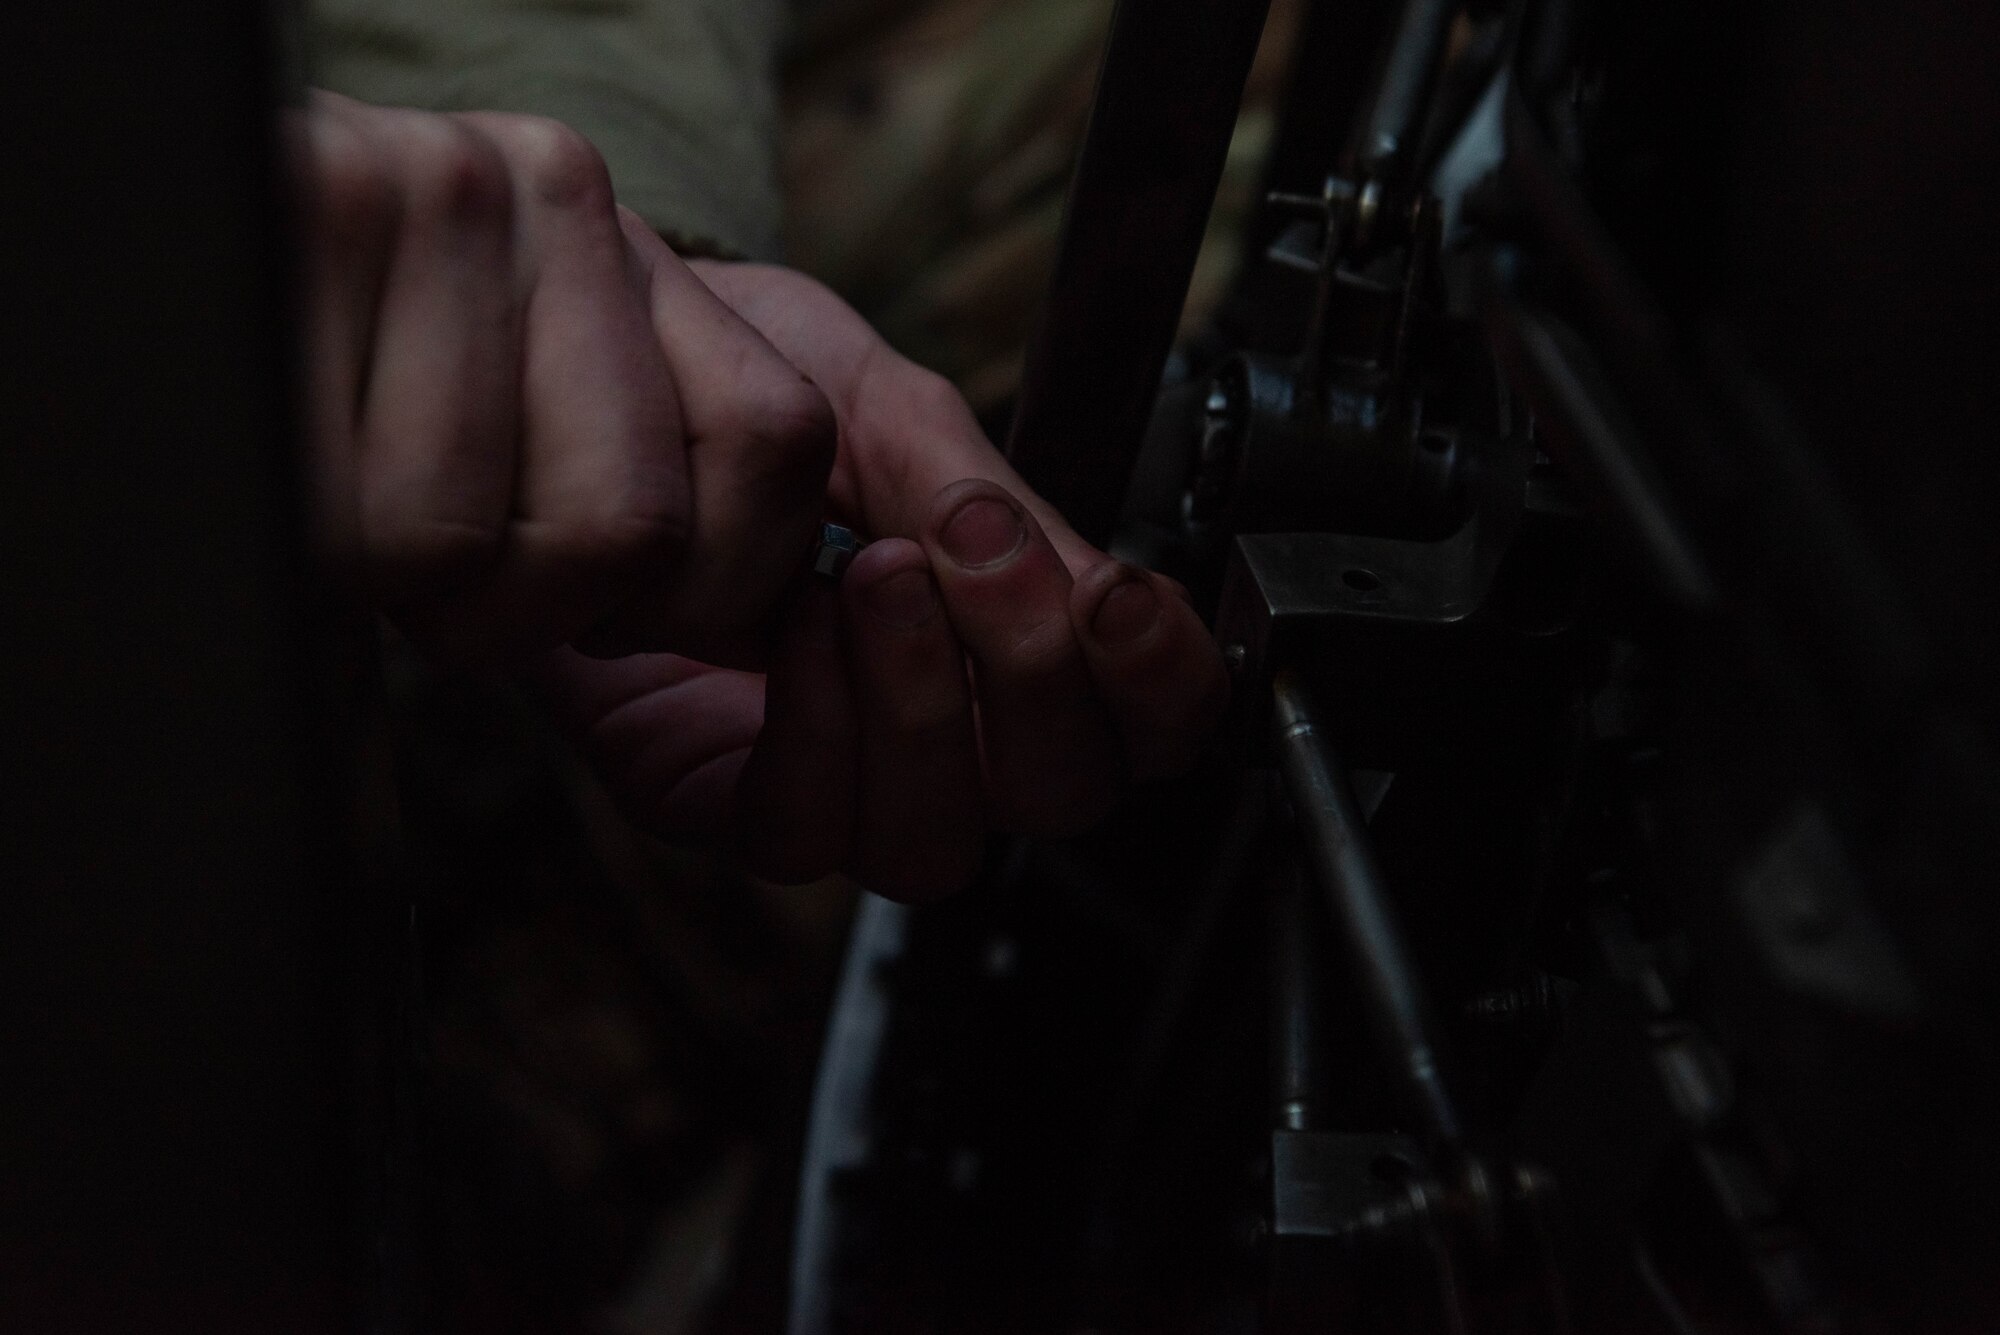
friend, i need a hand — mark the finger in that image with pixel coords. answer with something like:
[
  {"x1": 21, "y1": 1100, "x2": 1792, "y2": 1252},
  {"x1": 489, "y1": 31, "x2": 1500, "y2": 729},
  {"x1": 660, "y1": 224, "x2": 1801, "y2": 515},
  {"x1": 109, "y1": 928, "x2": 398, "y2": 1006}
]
[
  {"x1": 840, "y1": 538, "x2": 983, "y2": 900},
  {"x1": 345, "y1": 108, "x2": 519, "y2": 599},
  {"x1": 619, "y1": 218, "x2": 836, "y2": 668},
  {"x1": 848, "y1": 357, "x2": 1100, "y2": 575},
  {"x1": 681, "y1": 261, "x2": 1229, "y2": 791},
  {"x1": 298, "y1": 91, "x2": 403, "y2": 567},
  {"x1": 732, "y1": 582, "x2": 857, "y2": 884},
  {"x1": 684, "y1": 261, "x2": 1101, "y2": 577},
  {"x1": 405, "y1": 115, "x2": 690, "y2": 664},
  {"x1": 1069, "y1": 562, "x2": 1231, "y2": 780},
  {"x1": 922, "y1": 479, "x2": 1121, "y2": 834},
  {"x1": 530, "y1": 648, "x2": 762, "y2": 839}
]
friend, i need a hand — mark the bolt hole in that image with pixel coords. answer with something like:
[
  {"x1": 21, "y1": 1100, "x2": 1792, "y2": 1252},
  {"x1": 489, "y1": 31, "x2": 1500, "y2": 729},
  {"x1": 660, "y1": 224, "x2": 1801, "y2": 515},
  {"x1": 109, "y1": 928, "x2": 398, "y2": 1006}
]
[{"x1": 1342, "y1": 567, "x2": 1381, "y2": 593}]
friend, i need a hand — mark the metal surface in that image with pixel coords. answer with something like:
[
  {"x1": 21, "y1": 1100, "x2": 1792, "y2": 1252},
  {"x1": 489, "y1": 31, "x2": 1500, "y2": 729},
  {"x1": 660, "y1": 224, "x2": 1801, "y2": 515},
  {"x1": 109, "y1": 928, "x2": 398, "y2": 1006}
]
[
  {"x1": 1209, "y1": 412, "x2": 1543, "y2": 739},
  {"x1": 1267, "y1": 864, "x2": 1331, "y2": 1132},
  {"x1": 1233, "y1": 0, "x2": 1399, "y2": 283},
  {"x1": 788, "y1": 894, "x2": 912, "y2": 1335},
  {"x1": 1346, "y1": 0, "x2": 1458, "y2": 191},
  {"x1": 1483, "y1": 296, "x2": 1716, "y2": 610},
  {"x1": 790, "y1": 1, "x2": 2000, "y2": 1328},
  {"x1": 1005, "y1": 0, "x2": 1274, "y2": 545},
  {"x1": 1271, "y1": 670, "x2": 1463, "y2": 1153},
  {"x1": 812, "y1": 522, "x2": 866, "y2": 580}
]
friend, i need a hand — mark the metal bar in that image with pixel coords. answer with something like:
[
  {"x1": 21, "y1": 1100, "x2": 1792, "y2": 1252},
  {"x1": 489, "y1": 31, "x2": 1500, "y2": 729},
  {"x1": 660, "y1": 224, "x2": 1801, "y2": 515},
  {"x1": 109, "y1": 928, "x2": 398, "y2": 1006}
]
[
  {"x1": 1345, "y1": 0, "x2": 1458, "y2": 189},
  {"x1": 1268, "y1": 860, "x2": 1332, "y2": 1132},
  {"x1": 1271, "y1": 670, "x2": 1463, "y2": 1151},
  {"x1": 787, "y1": 894, "x2": 911, "y2": 1335},
  {"x1": 1484, "y1": 299, "x2": 1718, "y2": 611},
  {"x1": 1005, "y1": 0, "x2": 1273, "y2": 546},
  {"x1": 1237, "y1": 0, "x2": 1399, "y2": 277}
]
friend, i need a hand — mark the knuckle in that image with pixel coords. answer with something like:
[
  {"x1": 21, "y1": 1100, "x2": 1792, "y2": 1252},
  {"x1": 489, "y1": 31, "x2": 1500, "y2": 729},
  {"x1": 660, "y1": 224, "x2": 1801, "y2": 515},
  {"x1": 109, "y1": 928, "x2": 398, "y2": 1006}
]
[
  {"x1": 857, "y1": 363, "x2": 972, "y2": 448},
  {"x1": 308, "y1": 117, "x2": 396, "y2": 242},
  {"x1": 599, "y1": 503, "x2": 688, "y2": 570},
  {"x1": 404, "y1": 121, "x2": 511, "y2": 228},
  {"x1": 504, "y1": 116, "x2": 615, "y2": 214},
  {"x1": 743, "y1": 374, "x2": 839, "y2": 477},
  {"x1": 709, "y1": 369, "x2": 838, "y2": 505},
  {"x1": 906, "y1": 367, "x2": 969, "y2": 423},
  {"x1": 549, "y1": 492, "x2": 687, "y2": 578}
]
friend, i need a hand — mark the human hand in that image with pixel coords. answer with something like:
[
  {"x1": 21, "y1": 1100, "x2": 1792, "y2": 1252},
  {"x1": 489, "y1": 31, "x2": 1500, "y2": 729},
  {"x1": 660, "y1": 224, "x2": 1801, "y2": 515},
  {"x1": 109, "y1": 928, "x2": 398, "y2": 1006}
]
[
  {"x1": 297, "y1": 92, "x2": 835, "y2": 668},
  {"x1": 534, "y1": 263, "x2": 1230, "y2": 899}
]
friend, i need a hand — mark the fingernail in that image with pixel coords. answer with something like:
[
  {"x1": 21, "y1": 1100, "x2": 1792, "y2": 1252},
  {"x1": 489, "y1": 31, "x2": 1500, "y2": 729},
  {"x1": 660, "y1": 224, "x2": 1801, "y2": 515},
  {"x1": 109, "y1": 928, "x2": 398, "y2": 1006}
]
[
  {"x1": 861, "y1": 566, "x2": 939, "y2": 630},
  {"x1": 1091, "y1": 577, "x2": 1160, "y2": 646},
  {"x1": 939, "y1": 497, "x2": 1026, "y2": 569}
]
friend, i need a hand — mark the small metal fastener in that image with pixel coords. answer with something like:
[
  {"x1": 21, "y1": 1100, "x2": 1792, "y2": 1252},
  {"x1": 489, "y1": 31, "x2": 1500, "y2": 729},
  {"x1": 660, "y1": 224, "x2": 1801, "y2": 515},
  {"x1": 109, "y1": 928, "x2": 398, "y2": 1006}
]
[{"x1": 813, "y1": 522, "x2": 866, "y2": 579}]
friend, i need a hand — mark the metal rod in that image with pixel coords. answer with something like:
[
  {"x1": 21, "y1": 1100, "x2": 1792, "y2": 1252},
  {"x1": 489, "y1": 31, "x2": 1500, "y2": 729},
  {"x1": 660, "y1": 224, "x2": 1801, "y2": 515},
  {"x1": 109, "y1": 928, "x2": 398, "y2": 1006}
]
[
  {"x1": 1267, "y1": 858, "x2": 1332, "y2": 1132},
  {"x1": 1005, "y1": 0, "x2": 1273, "y2": 546},
  {"x1": 1345, "y1": 0, "x2": 1458, "y2": 189},
  {"x1": 1271, "y1": 669, "x2": 1464, "y2": 1151}
]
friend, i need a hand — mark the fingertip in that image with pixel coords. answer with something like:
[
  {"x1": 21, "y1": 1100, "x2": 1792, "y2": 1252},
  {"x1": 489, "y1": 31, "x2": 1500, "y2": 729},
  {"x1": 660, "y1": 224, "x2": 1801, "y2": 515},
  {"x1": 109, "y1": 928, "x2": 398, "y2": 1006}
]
[
  {"x1": 1069, "y1": 556, "x2": 1129, "y2": 608},
  {"x1": 852, "y1": 575, "x2": 943, "y2": 638},
  {"x1": 847, "y1": 533, "x2": 926, "y2": 577},
  {"x1": 1069, "y1": 564, "x2": 1230, "y2": 782},
  {"x1": 842, "y1": 536, "x2": 936, "y2": 625},
  {"x1": 1157, "y1": 572, "x2": 1196, "y2": 606},
  {"x1": 928, "y1": 482, "x2": 1030, "y2": 572},
  {"x1": 1071, "y1": 561, "x2": 1164, "y2": 653}
]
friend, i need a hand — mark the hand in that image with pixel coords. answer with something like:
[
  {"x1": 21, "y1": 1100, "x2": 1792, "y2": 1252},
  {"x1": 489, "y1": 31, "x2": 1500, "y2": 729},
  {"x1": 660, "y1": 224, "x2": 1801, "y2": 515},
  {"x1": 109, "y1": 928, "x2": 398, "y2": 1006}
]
[
  {"x1": 297, "y1": 92, "x2": 835, "y2": 667},
  {"x1": 534, "y1": 263, "x2": 1230, "y2": 899}
]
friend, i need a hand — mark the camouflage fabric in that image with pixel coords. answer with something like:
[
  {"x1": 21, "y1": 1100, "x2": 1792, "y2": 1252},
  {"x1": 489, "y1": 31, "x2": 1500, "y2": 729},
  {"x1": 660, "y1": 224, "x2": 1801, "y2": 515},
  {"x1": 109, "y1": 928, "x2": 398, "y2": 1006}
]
[
  {"x1": 307, "y1": 0, "x2": 788, "y2": 260},
  {"x1": 782, "y1": 0, "x2": 1304, "y2": 410},
  {"x1": 308, "y1": 0, "x2": 1301, "y2": 405}
]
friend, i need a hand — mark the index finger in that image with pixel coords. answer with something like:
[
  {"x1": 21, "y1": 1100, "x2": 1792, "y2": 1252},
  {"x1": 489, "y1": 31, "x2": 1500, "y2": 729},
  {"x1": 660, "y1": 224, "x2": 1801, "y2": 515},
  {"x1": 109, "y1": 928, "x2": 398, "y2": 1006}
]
[
  {"x1": 685, "y1": 261, "x2": 1101, "y2": 577},
  {"x1": 610, "y1": 220, "x2": 838, "y2": 668}
]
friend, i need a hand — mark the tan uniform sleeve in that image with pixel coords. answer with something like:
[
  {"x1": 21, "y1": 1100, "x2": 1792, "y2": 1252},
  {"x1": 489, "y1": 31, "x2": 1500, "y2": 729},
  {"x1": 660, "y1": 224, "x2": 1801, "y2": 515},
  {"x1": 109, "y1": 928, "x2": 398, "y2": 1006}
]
[{"x1": 306, "y1": 0, "x2": 785, "y2": 260}]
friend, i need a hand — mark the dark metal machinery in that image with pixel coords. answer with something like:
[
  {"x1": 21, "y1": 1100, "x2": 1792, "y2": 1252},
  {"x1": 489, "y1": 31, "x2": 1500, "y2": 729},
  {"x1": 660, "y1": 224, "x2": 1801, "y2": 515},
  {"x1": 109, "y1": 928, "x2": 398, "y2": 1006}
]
[{"x1": 797, "y1": 0, "x2": 2000, "y2": 1331}]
